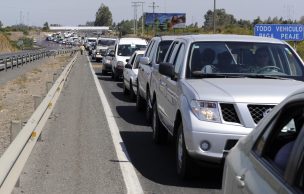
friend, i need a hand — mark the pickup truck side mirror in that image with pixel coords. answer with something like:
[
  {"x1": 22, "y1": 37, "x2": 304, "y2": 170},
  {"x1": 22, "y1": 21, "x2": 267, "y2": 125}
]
[
  {"x1": 139, "y1": 57, "x2": 150, "y2": 65},
  {"x1": 125, "y1": 64, "x2": 132, "y2": 69},
  {"x1": 159, "y1": 62, "x2": 174, "y2": 78}
]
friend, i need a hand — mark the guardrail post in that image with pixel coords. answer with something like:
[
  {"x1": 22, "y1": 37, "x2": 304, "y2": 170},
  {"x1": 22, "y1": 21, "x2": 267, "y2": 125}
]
[
  {"x1": 10, "y1": 120, "x2": 22, "y2": 187},
  {"x1": 11, "y1": 57, "x2": 14, "y2": 70},
  {"x1": 16, "y1": 57, "x2": 19, "y2": 68},
  {"x1": 5, "y1": 58, "x2": 8, "y2": 71}
]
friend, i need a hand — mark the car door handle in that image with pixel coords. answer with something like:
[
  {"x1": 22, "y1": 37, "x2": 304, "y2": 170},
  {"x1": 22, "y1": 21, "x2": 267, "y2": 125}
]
[{"x1": 235, "y1": 175, "x2": 245, "y2": 188}]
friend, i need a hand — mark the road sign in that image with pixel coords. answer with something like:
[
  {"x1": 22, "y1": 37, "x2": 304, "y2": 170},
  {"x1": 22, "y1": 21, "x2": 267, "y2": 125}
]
[{"x1": 254, "y1": 24, "x2": 304, "y2": 41}]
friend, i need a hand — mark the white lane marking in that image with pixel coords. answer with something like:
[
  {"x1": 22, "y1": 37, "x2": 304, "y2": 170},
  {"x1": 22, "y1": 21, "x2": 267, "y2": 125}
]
[{"x1": 87, "y1": 56, "x2": 144, "y2": 194}]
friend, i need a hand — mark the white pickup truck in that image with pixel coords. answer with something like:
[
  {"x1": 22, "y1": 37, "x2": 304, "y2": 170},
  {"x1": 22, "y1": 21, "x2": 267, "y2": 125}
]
[
  {"x1": 149, "y1": 34, "x2": 304, "y2": 179},
  {"x1": 136, "y1": 36, "x2": 177, "y2": 122}
]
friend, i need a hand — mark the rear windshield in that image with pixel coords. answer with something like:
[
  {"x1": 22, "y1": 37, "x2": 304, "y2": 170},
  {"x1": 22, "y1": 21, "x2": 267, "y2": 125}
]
[
  {"x1": 98, "y1": 39, "x2": 116, "y2": 46},
  {"x1": 187, "y1": 41, "x2": 304, "y2": 80}
]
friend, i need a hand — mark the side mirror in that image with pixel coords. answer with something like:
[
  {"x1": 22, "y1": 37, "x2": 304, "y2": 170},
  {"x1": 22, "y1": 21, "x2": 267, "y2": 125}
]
[
  {"x1": 139, "y1": 57, "x2": 150, "y2": 65},
  {"x1": 109, "y1": 51, "x2": 115, "y2": 57},
  {"x1": 125, "y1": 64, "x2": 132, "y2": 69},
  {"x1": 159, "y1": 62, "x2": 175, "y2": 78}
]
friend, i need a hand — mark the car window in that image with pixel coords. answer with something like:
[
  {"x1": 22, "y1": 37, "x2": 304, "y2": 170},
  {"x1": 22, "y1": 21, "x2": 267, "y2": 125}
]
[
  {"x1": 186, "y1": 42, "x2": 304, "y2": 80},
  {"x1": 145, "y1": 40, "x2": 155, "y2": 57},
  {"x1": 174, "y1": 44, "x2": 185, "y2": 75},
  {"x1": 156, "y1": 40, "x2": 173, "y2": 64},
  {"x1": 133, "y1": 54, "x2": 144, "y2": 69},
  {"x1": 129, "y1": 53, "x2": 136, "y2": 66},
  {"x1": 253, "y1": 103, "x2": 304, "y2": 176},
  {"x1": 165, "y1": 41, "x2": 179, "y2": 63}
]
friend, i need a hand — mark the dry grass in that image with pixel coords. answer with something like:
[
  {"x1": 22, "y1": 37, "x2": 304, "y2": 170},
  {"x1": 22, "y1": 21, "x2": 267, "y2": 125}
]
[
  {"x1": 0, "y1": 33, "x2": 16, "y2": 53},
  {"x1": 32, "y1": 68, "x2": 42, "y2": 74},
  {"x1": 14, "y1": 75, "x2": 28, "y2": 89}
]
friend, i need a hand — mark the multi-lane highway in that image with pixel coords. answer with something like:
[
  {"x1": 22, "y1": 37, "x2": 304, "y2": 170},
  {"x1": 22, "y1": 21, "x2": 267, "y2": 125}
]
[{"x1": 13, "y1": 54, "x2": 222, "y2": 194}]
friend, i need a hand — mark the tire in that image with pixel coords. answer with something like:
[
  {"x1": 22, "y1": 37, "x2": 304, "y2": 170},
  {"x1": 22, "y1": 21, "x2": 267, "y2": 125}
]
[
  {"x1": 176, "y1": 123, "x2": 192, "y2": 179},
  {"x1": 123, "y1": 80, "x2": 129, "y2": 95},
  {"x1": 129, "y1": 80, "x2": 136, "y2": 100},
  {"x1": 136, "y1": 82, "x2": 145, "y2": 111},
  {"x1": 146, "y1": 90, "x2": 152, "y2": 124},
  {"x1": 114, "y1": 70, "x2": 119, "y2": 81},
  {"x1": 111, "y1": 70, "x2": 114, "y2": 80},
  {"x1": 152, "y1": 101, "x2": 168, "y2": 144}
]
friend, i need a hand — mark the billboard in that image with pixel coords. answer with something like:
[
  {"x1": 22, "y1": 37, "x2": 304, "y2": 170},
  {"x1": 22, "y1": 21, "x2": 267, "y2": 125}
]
[{"x1": 145, "y1": 13, "x2": 186, "y2": 30}]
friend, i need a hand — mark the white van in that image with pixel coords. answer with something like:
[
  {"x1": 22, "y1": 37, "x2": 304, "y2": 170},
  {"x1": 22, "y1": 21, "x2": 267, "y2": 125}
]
[{"x1": 111, "y1": 38, "x2": 147, "y2": 80}]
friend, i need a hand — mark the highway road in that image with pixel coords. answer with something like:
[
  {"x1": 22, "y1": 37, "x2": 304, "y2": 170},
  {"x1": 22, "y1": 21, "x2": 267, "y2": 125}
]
[{"x1": 14, "y1": 54, "x2": 222, "y2": 194}]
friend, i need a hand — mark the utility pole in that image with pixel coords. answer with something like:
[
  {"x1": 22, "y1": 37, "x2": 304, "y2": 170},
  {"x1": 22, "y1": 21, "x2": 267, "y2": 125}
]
[
  {"x1": 149, "y1": 2, "x2": 159, "y2": 33},
  {"x1": 213, "y1": 0, "x2": 216, "y2": 34},
  {"x1": 132, "y1": 2, "x2": 144, "y2": 35}
]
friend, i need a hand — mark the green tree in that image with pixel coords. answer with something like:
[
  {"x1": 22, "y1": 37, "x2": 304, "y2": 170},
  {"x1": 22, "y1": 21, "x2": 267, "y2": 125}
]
[
  {"x1": 0, "y1": 20, "x2": 3, "y2": 29},
  {"x1": 94, "y1": 4, "x2": 113, "y2": 26},
  {"x1": 299, "y1": 16, "x2": 304, "y2": 24},
  {"x1": 42, "y1": 22, "x2": 49, "y2": 31},
  {"x1": 116, "y1": 20, "x2": 133, "y2": 36},
  {"x1": 86, "y1": 21, "x2": 95, "y2": 26},
  {"x1": 204, "y1": 9, "x2": 236, "y2": 30},
  {"x1": 253, "y1": 17, "x2": 262, "y2": 25}
]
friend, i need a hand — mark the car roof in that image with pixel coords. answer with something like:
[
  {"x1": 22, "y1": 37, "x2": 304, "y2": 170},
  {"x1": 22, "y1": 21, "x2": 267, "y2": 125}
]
[
  {"x1": 118, "y1": 38, "x2": 147, "y2": 45},
  {"x1": 152, "y1": 35, "x2": 179, "y2": 41},
  {"x1": 97, "y1": 37, "x2": 116, "y2": 41},
  {"x1": 177, "y1": 34, "x2": 285, "y2": 44}
]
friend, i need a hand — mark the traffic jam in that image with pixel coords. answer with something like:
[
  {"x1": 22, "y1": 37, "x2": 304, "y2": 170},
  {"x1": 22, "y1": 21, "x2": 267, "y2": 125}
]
[{"x1": 83, "y1": 24, "x2": 304, "y2": 193}]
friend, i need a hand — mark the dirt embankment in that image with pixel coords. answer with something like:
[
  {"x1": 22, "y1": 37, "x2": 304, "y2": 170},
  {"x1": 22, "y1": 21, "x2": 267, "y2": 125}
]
[
  {"x1": 0, "y1": 33, "x2": 16, "y2": 53},
  {"x1": 0, "y1": 54, "x2": 75, "y2": 156}
]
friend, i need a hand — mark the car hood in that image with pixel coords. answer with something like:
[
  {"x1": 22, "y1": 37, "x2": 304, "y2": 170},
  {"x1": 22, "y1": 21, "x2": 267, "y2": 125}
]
[{"x1": 184, "y1": 78, "x2": 304, "y2": 103}]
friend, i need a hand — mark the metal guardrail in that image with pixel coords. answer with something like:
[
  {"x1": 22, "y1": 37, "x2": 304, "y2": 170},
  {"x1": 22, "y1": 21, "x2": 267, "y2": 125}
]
[
  {"x1": 0, "y1": 54, "x2": 78, "y2": 193},
  {"x1": 0, "y1": 49, "x2": 78, "y2": 71}
]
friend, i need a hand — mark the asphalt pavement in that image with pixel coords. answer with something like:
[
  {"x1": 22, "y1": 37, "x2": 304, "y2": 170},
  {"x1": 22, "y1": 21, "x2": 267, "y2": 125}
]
[{"x1": 13, "y1": 54, "x2": 222, "y2": 194}]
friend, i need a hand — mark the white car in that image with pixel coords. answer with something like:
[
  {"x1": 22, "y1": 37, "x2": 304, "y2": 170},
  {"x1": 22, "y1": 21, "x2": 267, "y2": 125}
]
[
  {"x1": 222, "y1": 88, "x2": 304, "y2": 194},
  {"x1": 111, "y1": 38, "x2": 147, "y2": 80},
  {"x1": 123, "y1": 50, "x2": 145, "y2": 99}
]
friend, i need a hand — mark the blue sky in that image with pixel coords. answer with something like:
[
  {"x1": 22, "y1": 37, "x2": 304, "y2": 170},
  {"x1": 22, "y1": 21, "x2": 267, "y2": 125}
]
[{"x1": 0, "y1": 0, "x2": 303, "y2": 26}]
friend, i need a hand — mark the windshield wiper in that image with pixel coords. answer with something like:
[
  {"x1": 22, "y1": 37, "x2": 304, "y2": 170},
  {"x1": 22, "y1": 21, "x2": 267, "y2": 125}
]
[
  {"x1": 191, "y1": 73, "x2": 247, "y2": 78},
  {"x1": 245, "y1": 74, "x2": 291, "y2": 80}
]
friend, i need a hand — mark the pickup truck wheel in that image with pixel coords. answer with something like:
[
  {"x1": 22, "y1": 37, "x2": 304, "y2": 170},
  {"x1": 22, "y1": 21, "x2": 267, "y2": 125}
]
[
  {"x1": 123, "y1": 80, "x2": 129, "y2": 95},
  {"x1": 136, "y1": 83, "x2": 145, "y2": 111},
  {"x1": 129, "y1": 81, "x2": 136, "y2": 100},
  {"x1": 152, "y1": 102, "x2": 167, "y2": 144},
  {"x1": 176, "y1": 124, "x2": 192, "y2": 179},
  {"x1": 146, "y1": 92, "x2": 152, "y2": 124}
]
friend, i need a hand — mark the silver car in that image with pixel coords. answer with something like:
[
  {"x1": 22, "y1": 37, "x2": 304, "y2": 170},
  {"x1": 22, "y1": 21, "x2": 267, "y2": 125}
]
[
  {"x1": 123, "y1": 50, "x2": 145, "y2": 100},
  {"x1": 222, "y1": 88, "x2": 304, "y2": 194},
  {"x1": 150, "y1": 34, "x2": 304, "y2": 178}
]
